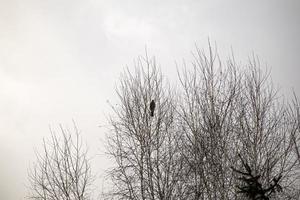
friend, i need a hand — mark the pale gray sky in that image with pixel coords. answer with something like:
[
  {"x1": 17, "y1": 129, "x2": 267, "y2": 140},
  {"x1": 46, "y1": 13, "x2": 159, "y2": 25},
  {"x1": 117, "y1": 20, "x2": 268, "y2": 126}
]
[{"x1": 0, "y1": 0, "x2": 299, "y2": 199}]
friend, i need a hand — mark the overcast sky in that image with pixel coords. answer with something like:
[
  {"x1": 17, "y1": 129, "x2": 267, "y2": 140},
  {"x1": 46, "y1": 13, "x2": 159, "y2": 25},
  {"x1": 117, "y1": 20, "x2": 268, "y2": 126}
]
[{"x1": 0, "y1": 0, "x2": 299, "y2": 199}]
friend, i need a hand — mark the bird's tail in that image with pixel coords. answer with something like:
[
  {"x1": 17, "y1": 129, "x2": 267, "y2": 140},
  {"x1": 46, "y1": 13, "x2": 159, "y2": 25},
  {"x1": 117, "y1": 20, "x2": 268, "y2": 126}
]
[{"x1": 150, "y1": 110, "x2": 154, "y2": 117}]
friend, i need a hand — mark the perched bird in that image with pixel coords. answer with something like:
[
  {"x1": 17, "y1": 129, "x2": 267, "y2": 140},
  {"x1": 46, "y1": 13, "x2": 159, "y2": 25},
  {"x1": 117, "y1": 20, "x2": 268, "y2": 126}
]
[{"x1": 150, "y1": 100, "x2": 155, "y2": 117}]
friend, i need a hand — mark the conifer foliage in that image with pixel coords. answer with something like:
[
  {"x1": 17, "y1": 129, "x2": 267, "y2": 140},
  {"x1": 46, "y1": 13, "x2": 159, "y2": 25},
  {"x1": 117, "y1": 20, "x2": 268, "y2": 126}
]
[{"x1": 232, "y1": 154, "x2": 282, "y2": 200}]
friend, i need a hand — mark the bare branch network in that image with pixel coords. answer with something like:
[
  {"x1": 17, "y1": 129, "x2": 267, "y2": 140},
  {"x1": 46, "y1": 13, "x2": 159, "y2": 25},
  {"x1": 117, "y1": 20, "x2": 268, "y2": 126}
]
[
  {"x1": 104, "y1": 45, "x2": 300, "y2": 200},
  {"x1": 27, "y1": 124, "x2": 93, "y2": 200},
  {"x1": 27, "y1": 44, "x2": 300, "y2": 200}
]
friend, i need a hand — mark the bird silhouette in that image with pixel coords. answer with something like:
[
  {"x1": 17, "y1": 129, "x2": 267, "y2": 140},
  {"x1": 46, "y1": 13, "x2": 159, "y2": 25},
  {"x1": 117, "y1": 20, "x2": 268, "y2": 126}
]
[{"x1": 150, "y1": 100, "x2": 155, "y2": 117}]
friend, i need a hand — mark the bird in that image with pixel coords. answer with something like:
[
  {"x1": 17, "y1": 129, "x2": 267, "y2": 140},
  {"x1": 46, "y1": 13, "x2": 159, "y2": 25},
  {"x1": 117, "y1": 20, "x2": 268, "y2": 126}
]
[{"x1": 150, "y1": 100, "x2": 155, "y2": 117}]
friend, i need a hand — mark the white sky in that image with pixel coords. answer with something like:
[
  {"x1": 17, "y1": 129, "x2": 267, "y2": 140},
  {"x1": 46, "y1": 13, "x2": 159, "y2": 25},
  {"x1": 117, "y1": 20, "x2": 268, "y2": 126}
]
[{"x1": 0, "y1": 0, "x2": 299, "y2": 199}]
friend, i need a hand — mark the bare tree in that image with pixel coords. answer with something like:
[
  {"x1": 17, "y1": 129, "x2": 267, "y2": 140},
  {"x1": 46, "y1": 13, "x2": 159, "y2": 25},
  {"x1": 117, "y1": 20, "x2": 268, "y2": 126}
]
[
  {"x1": 105, "y1": 44, "x2": 300, "y2": 200},
  {"x1": 105, "y1": 55, "x2": 185, "y2": 200},
  {"x1": 178, "y1": 45, "x2": 242, "y2": 199},
  {"x1": 178, "y1": 45, "x2": 299, "y2": 199},
  {"x1": 232, "y1": 62, "x2": 299, "y2": 199},
  {"x1": 27, "y1": 124, "x2": 93, "y2": 200}
]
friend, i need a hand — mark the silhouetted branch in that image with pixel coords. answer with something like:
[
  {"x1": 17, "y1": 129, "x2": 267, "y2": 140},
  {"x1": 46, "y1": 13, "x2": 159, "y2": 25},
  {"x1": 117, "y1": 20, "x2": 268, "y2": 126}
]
[{"x1": 27, "y1": 123, "x2": 93, "y2": 200}]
